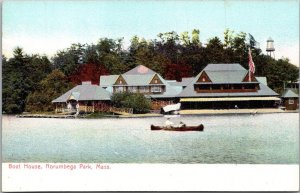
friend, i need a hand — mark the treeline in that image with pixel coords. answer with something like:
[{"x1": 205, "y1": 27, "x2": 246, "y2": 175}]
[{"x1": 2, "y1": 29, "x2": 299, "y2": 114}]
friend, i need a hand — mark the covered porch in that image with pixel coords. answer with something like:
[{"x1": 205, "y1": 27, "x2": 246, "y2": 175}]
[{"x1": 180, "y1": 97, "x2": 281, "y2": 109}]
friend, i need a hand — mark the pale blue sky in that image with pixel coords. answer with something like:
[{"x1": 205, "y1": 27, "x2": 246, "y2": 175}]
[{"x1": 3, "y1": 0, "x2": 299, "y2": 66}]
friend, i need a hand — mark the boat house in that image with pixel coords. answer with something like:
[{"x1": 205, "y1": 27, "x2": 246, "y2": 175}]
[
  {"x1": 52, "y1": 81, "x2": 111, "y2": 113},
  {"x1": 178, "y1": 63, "x2": 280, "y2": 109},
  {"x1": 99, "y1": 65, "x2": 182, "y2": 110},
  {"x1": 52, "y1": 63, "x2": 281, "y2": 113}
]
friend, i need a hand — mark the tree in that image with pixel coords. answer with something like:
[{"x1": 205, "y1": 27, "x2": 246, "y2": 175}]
[
  {"x1": 224, "y1": 28, "x2": 234, "y2": 49},
  {"x1": 96, "y1": 38, "x2": 128, "y2": 74},
  {"x1": 3, "y1": 48, "x2": 36, "y2": 113},
  {"x1": 180, "y1": 31, "x2": 191, "y2": 46},
  {"x1": 205, "y1": 37, "x2": 224, "y2": 63},
  {"x1": 52, "y1": 43, "x2": 85, "y2": 76},
  {"x1": 111, "y1": 92, "x2": 151, "y2": 114},
  {"x1": 68, "y1": 63, "x2": 109, "y2": 85},
  {"x1": 164, "y1": 63, "x2": 192, "y2": 81},
  {"x1": 25, "y1": 70, "x2": 74, "y2": 112},
  {"x1": 191, "y1": 29, "x2": 201, "y2": 46}
]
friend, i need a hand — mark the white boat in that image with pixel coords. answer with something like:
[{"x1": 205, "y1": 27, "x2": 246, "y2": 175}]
[{"x1": 162, "y1": 103, "x2": 181, "y2": 115}]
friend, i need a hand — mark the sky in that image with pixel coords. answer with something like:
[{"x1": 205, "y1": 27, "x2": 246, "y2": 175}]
[{"x1": 2, "y1": 0, "x2": 299, "y2": 66}]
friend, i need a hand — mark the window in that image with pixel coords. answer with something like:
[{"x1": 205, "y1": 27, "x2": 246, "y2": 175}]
[
  {"x1": 198, "y1": 85, "x2": 210, "y2": 90},
  {"x1": 223, "y1": 84, "x2": 230, "y2": 90},
  {"x1": 139, "y1": 86, "x2": 148, "y2": 93},
  {"x1": 233, "y1": 84, "x2": 243, "y2": 89},
  {"x1": 119, "y1": 80, "x2": 123, "y2": 84},
  {"x1": 289, "y1": 99, "x2": 294, "y2": 104},
  {"x1": 212, "y1": 85, "x2": 221, "y2": 90},
  {"x1": 115, "y1": 86, "x2": 124, "y2": 93},
  {"x1": 151, "y1": 86, "x2": 162, "y2": 93},
  {"x1": 244, "y1": 84, "x2": 256, "y2": 89},
  {"x1": 128, "y1": 86, "x2": 138, "y2": 93},
  {"x1": 154, "y1": 79, "x2": 158, "y2": 84}
]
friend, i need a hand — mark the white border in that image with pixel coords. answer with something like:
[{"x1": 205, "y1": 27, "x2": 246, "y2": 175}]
[{"x1": 2, "y1": 163, "x2": 299, "y2": 191}]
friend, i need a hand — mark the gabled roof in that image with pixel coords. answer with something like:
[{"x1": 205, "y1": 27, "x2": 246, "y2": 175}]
[
  {"x1": 167, "y1": 77, "x2": 195, "y2": 87},
  {"x1": 99, "y1": 75, "x2": 119, "y2": 87},
  {"x1": 52, "y1": 84, "x2": 111, "y2": 103},
  {"x1": 123, "y1": 65, "x2": 156, "y2": 75},
  {"x1": 101, "y1": 74, "x2": 165, "y2": 86},
  {"x1": 205, "y1": 71, "x2": 248, "y2": 83},
  {"x1": 122, "y1": 74, "x2": 156, "y2": 86},
  {"x1": 282, "y1": 89, "x2": 299, "y2": 98},
  {"x1": 256, "y1": 77, "x2": 268, "y2": 85},
  {"x1": 202, "y1": 63, "x2": 252, "y2": 84},
  {"x1": 204, "y1": 63, "x2": 246, "y2": 71},
  {"x1": 178, "y1": 63, "x2": 278, "y2": 98}
]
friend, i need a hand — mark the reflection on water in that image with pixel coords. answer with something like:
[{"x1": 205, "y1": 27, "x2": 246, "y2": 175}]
[{"x1": 2, "y1": 113, "x2": 299, "y2": 164}]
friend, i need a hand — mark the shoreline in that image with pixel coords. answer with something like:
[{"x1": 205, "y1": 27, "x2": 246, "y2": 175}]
[{"x1": 12, "y1": 108, "x2": 298, "y2": 119}]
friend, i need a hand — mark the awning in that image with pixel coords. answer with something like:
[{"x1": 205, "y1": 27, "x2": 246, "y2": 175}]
[{"x1": 180, "y1": 97, "x2": 281, "y2": 102}]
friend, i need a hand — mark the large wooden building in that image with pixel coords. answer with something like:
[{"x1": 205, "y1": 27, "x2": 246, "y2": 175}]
[
  {"x1": 52, "y1": 81, "x2": 111, "y2": 113},
  {"x1": 99, "y1": 65, "x2": 182, "y2": 110},
  {"x1": 178, "y1": 63, "x2": 280, "y2": 109},
  {"x1": 52, "y1": 63, "x2": 281, "y2": 113}
]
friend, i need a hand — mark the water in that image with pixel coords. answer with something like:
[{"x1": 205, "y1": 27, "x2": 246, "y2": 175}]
[{"x1": 2, "y1": 113, "x2": 299, "y2": 164}]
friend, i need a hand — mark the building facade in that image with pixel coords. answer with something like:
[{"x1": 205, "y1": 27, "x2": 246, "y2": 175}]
[
  {"x1": 100, "y1": 65, "x2": 182, "y2": 110},
  {"x1": 52, "y1": 63, "x2": 281, "y2": 113},
  {"x1": 52, "y1": 81, "x2": 111, "y2": 113},
  {"x1": 178, "y1": 63, "x2": 280, "y2": 109},
  {"x1": 281, "y1": 89, "x2": 299, "y2": 110}
]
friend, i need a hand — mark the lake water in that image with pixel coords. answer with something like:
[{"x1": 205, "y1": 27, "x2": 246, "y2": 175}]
[{"x1": 2, "y1": 113, "x2": 299, "y2": 164}]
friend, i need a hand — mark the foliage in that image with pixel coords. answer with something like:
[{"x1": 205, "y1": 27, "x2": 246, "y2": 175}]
[
  {"x1": 68, "y1": 63, "x2": 109, "y2": 85},
  {"x1": 164, "y1": 63, "x2": 192, "y2": 81},
  {"x1": 25, "y1": 70, "x2": 74, "y2": 112},
  {"x1": 111, "y1": 92, "x2": 151, "y2": 114},
  {"x1": 2, "y1": 48, "x2": 53, "y2": 114}
]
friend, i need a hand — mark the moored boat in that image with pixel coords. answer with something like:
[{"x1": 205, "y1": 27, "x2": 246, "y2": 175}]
[{"x1": 151, "y1": 124, "x2": 204, "y2": 131}]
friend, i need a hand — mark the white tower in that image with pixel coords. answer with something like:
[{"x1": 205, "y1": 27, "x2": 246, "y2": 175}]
[{"x1": 266, "y1": 37, "x2": 275, "y2": 58}]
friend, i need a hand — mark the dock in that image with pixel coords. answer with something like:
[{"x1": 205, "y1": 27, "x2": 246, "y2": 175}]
[{"x1": 16, "y1": 114, "x2": 76, "y2": 118}]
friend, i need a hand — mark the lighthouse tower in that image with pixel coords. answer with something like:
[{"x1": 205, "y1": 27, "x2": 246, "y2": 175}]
[{"x1": 266, "y1": 37, "x2": 275, "y2": 58}]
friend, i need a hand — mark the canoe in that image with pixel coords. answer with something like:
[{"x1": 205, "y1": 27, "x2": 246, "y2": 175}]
[{"x1": 151, "y1": 124, "x2": 204, "y2": 131}]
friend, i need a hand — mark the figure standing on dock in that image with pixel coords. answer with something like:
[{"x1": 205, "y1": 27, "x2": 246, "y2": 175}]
[
  {"x1": 67, "y1": 102, "x2": 72, "y2": 111},
  {"x1": 76, "y1": 103, "x2": 80, "y2": 112}
]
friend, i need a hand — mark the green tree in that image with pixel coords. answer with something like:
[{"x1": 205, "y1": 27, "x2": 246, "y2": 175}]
[
  {"x1": 191, "y1": 29, "x2": 201, "y2": 46},
  {"x1": 25, "y1": 69, "x2": 74, "y2": 112},
  {"x1": 205, "y1": 37, "x2": 224, "y2": 63},
  {"x1": 111, "y1": 92, "x2": 151, "y2": 114},
  {"x1": 180, "y1": 31, "x2": 191, "y2": 46},
  {"x1": 96, "y1": 38, "x2": 128, "y2": 74},
  {"x1": 52, "y1": 43, "x2": 85, "y2": 76},
  {"x1": 2, "y1": 47, "x2": 44, "y2": 113}
]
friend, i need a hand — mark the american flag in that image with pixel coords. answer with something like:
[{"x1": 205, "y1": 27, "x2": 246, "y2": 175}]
[{"x1": 248, "y1": 48, "x2": 255, "y2": 81}]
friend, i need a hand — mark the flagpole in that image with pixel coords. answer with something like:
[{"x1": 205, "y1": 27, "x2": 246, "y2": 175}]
[
  {"x1": 248, "y1": 70, "x2": 251, "y2": 82},
  {"x1": 248, "y1": 48, "x2": 252, "y2": 82}
]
